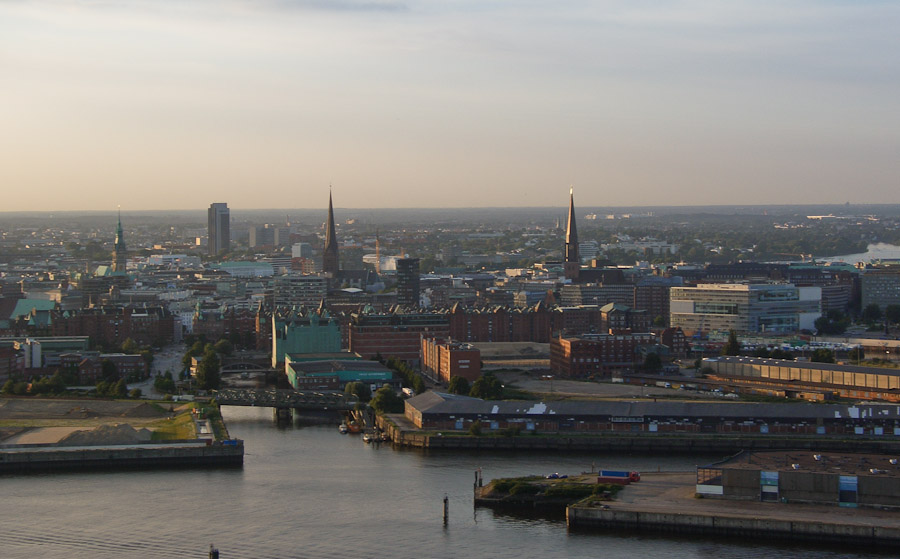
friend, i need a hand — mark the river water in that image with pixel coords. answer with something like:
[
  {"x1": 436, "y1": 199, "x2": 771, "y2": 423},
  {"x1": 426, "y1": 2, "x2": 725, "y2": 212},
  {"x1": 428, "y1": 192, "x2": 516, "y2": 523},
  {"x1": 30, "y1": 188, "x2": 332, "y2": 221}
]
[
  {"x1": 819, "y1": 243, "x2": 900, "y2": 264},
  {"x1": 1, "y1": 406, "x2": 894, "y2": 559}
]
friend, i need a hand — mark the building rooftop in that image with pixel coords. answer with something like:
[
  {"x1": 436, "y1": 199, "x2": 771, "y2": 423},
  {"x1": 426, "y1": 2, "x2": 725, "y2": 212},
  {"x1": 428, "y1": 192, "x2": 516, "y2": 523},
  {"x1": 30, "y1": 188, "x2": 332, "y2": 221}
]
[
  {"x1": 9, "y1": 298, "x2": 57, "y2": 320},
  {"x1": 405, "y1": 391, "x2": 900, "y2": 420},
  {"x1": 706, "y1": 356, "x2": 900, "y2": 378},
  {"x1": 287, "y1": 358, "x2": 392, "y2": 376},
  {"x1": 707, "y1": 450, "x2": 900, "y2": 478}
]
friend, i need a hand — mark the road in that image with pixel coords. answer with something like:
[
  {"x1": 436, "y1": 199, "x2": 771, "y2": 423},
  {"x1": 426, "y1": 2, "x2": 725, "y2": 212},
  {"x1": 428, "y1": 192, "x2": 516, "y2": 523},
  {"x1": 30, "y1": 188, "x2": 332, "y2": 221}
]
[{"x1": 128, "y1": 343, "x2": 186, "y2": 399}]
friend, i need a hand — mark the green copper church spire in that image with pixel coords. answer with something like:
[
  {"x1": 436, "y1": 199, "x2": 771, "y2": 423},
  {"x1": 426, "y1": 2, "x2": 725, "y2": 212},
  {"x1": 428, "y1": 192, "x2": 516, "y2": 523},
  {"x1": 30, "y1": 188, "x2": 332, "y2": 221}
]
[{"x1": 112, "y1": 206, "x2": 127, "y2": 272}]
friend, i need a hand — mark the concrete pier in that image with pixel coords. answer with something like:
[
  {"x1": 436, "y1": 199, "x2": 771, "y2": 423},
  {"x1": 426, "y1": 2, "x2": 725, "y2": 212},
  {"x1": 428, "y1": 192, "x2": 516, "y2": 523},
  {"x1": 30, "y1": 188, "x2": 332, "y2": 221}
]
[
  {"x1": 0, "y1": 440, "x2": 244, "y2": 473},
  {"x1": 566, "y1": 472, "x2": 900, "y2": 548}
]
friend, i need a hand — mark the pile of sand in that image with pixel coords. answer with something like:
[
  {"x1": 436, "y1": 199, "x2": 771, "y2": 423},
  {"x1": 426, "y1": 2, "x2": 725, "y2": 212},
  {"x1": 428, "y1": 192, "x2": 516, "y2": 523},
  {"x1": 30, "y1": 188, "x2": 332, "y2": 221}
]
[
  {"x1": 120, "y1": 403, "x2": 166, "y2": 418},
  {"x1": 57, "y1": 423, "x2": 153, "y2": 446}
]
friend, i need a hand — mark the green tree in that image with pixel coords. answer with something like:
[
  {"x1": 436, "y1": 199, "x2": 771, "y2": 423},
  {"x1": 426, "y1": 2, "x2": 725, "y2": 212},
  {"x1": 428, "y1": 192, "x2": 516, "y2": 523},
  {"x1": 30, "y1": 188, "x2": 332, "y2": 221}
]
[
  {"x1": 815, "y1": 309, "x2": 850, "y2": 335},
  {"x1": 753, "y1": 347, "x2": 771, "y2": 358},
  {"x1": 154, "y1": 372, "x2": 177, "y2": 394},
  {"x1": 181, "y1": 351, "x2": 195, "y2": 371},
  {"x1": 344, "y1": 381, "x2": 372, "y2": 402},
  {"x1": 1, "y1": 379, "x2": 15, "y2": 395},
  {"x1": 652, "y1": 315, "x2": 667, "y2": 327},
  {"x1": 190, "y1": 340, "x2": 206, "y2": 355},
  {"x1": 129, "y1": 388, "x2": 143, "y2": 399},
  {"x1": 213, "y1": 339, "x2": 234, "y2": 356},
  {"x1": 769, "y1": 348, "x2": 794, "y2": 360},
  {"x1": 100, "y1": 359, "x2": 119, "y2": 383},
  {"x1": 886, "y1": 305, "x2": 900, "y2": 325},
  {"x1": 47, "y1": 371, "x2": 66, "y2": 393},
  {"x1": 140, "y1": 349, "x2": 154, "y2": 372},
  {"x1": 469, "y1": 420, "x2": 483, "y2": 436},
  {"x1": 721, "y1": 330, "x2": 742, "y2": 356},
  {"x1": 848, "y1": 347, "x2": 864, "y2": 363},
  {"x1": 412, "y1": 375, "x2": 425, "y2": 395},
  {"x1": 643, "y1": 352, "x2": 662, "y2": 372},
  {"x1": 112, "y1": 378, "x2": 128, "y2": 397},
  {"x1": 195, "y1": 350, "x2": 221, "y2": 390},
  {"x1": 862, "y1": 303, "x2": 883, "y2": 324},
  {"x1": 370, "y1": 384, "x2": 404, "y2": 413},
  {"x1": 810, "y1": 348, "x2": 835, "y2": 364},
  {"x1": 95, "y1": 381, "x2": 110, "y2": 396},
  {"x1": 447, "y1": 376, "x2": 471, "y2": 395},
  {"x1": 469, "y1": 374, "x2": 504, "y2": 400},
  {"x1": 121, "y1": 337, "x2": 140, "y2": 354}
]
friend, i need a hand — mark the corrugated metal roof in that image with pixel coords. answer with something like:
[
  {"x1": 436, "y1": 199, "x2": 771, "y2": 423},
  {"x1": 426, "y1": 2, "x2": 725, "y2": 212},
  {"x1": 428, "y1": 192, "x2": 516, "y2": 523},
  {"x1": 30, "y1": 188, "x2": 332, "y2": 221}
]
[
  {"x1": 407, "y1": 391, "x2": 900, "y2": 420},
  {"x1": 709, "y1": 356, "x2": 900, "y2": 378}
]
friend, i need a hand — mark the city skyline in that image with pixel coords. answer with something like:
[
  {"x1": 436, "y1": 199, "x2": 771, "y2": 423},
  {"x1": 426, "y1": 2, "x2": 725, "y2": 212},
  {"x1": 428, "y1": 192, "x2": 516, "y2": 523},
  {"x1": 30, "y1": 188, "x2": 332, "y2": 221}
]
[{"x1": 2, "y1": 1, "x2": 899, "y2": 212}]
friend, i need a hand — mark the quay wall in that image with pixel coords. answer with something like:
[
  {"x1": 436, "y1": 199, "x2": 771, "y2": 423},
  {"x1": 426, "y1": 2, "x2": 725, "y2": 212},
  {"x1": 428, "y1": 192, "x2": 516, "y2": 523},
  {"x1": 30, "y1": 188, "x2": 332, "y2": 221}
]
[
  {"x1": 0, "y1": 441, "x2": 244, "y2": 473},
  {"x1": 566, "y1": 506, "x2": 900, "y2": 548}
]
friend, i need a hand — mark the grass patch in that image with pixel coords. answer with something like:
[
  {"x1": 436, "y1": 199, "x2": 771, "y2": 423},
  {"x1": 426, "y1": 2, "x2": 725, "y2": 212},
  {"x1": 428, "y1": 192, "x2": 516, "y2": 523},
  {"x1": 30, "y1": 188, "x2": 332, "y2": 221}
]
[
  {"x1": 542, "y1": 483, "x2": 597, "y2": 499},
  {"x1": 149, "y1": 411, "x2": 196, "y2": 441},
  {"x1": 509, "y1": 482, "x2": 541, "y2": 496},
  {"x1": 490, "y1": 476, "x2": 542, "y2": 494},
  {"x1": 485, "y1": 476, "x2": 622, "y2": 502}
]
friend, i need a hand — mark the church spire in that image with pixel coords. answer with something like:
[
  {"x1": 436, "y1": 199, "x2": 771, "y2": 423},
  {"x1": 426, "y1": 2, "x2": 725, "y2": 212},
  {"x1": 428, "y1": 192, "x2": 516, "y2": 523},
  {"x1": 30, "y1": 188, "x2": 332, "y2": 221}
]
[
  {"x1": 112, "y1": 206, "x2": 127, "y2": 273},
  {"x1": 564, "y1": 187, "x2": 580, "y2": 281},
  {"x1": 322, "y1": 187, "x2": 339, "y2": 275}
]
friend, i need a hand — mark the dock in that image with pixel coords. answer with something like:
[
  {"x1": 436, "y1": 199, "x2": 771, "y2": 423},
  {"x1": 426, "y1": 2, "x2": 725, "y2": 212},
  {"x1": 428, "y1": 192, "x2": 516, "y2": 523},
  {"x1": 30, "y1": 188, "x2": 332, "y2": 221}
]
[
  {"x1": 0, "y1": 439, "x2": 244, "y2": 473},
  {"x1": 566, "y1": 472, "x2": 900, "y2": 548}
]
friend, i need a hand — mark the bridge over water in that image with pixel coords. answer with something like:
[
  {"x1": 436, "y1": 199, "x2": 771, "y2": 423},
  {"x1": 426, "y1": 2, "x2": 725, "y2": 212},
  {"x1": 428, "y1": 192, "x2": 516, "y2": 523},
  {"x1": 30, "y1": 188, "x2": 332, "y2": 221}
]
[{"x1": 213, "y1": 388, "x2": 359, "y2": 411}]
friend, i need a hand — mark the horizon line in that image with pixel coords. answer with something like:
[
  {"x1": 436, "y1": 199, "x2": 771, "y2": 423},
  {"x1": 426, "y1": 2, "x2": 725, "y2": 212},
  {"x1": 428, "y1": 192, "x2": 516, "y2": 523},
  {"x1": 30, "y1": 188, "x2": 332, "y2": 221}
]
[{"x1": 0, "y1": 202, "x2": 895, "y2": 215}]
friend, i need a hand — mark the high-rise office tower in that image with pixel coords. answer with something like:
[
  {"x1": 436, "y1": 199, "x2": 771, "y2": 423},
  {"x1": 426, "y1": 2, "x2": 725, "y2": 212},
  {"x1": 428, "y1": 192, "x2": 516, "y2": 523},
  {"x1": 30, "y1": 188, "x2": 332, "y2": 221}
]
[
  {"x1": 208, "y1": 203, "x2": 231, "y2": 257},
  {"x1": 396, "y1": 258, "x2": 420, "y2": 308},
  {"x1": 564, "y1": 188, "x2": 580, "y2": 281},
  {"x1": 322, "y1": 191, "x2": 339, "y2": 275}
]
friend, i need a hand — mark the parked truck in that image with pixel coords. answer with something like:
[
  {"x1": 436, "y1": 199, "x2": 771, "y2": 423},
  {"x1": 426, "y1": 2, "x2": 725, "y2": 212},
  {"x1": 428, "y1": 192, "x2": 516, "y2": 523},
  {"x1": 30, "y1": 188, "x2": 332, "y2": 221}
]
[{"x1": 597, "y1": 470, "x2": 641, "y2": 484}]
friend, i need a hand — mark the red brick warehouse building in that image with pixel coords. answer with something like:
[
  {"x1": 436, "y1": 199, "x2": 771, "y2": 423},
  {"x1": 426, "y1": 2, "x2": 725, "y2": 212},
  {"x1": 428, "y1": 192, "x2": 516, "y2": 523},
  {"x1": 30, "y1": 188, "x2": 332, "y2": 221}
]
[{"x1": 420, "y1": 336, "x2": 481, "y2": 383}]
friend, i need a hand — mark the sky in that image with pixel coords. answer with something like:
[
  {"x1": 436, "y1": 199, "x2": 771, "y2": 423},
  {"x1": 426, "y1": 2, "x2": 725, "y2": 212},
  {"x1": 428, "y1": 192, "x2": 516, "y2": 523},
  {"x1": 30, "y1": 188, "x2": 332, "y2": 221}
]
[{"x1": 2, "y1": 0, "x2": 899, "y2": 211}]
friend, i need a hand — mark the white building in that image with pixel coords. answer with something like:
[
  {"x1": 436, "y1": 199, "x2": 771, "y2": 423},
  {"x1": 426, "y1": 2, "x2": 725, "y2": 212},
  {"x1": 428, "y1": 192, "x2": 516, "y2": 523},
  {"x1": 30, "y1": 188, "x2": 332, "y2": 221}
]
[{"x1": 670, "y1": 283, "x2": 821, "y2": 334}]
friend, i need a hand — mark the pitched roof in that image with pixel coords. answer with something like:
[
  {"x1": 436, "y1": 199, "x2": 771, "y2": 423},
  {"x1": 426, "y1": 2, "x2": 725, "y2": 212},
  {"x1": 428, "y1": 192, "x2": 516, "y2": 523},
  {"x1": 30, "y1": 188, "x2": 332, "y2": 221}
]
[{"x1": 10, "y1": 298, "x2": 56, "y2": 320}]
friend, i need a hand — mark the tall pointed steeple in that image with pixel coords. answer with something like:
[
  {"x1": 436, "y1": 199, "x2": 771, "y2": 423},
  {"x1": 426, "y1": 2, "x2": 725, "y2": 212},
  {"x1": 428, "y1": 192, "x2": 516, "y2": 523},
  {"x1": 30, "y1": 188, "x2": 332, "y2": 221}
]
[
  {"x1": 322, "y1": 188, "x2": 340, "y2": 275},
  {"x1": 112, "y1": 206, "x2": 127, "y2": 273},
  {"x1": 564, "y1": 188, "x2": 580, "y2": 281}
]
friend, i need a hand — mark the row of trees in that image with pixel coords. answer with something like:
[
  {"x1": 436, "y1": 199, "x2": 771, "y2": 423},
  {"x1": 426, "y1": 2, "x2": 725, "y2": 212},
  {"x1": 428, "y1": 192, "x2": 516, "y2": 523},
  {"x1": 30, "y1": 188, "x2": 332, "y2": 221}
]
[
  {"x1": 344, "y1": 382, "x2": 405, "y2": 413},
  {"x1": 445, "y1": 372, "x2": 505, "y2": 400},
  {"x1": 812, "y1": 306, "x2": 900, "y2": 336},
  {"x1": 2, "y1": 368, "x2": 141, "y2": 399},
  {"x1": 381, "y1": 356, "x2": 426, "y2": 394}
]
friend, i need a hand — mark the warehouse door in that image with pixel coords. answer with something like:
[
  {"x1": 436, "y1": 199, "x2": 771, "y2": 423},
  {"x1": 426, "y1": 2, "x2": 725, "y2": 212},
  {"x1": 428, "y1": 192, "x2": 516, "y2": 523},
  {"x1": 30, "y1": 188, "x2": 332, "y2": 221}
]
[
  {"x1": 760, "y1": 471, "x2": 779, "y2": 502},
  {"x1": 839, "y1": 475, "x2": 858, "y2": 508}
]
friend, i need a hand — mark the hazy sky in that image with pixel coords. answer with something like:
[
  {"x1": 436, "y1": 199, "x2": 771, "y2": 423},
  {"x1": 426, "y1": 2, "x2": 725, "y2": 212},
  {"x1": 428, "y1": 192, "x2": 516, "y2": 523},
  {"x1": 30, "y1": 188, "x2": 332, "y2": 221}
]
[{"x1": 2, "y1": 0, "x2": 899, "y2": 211}]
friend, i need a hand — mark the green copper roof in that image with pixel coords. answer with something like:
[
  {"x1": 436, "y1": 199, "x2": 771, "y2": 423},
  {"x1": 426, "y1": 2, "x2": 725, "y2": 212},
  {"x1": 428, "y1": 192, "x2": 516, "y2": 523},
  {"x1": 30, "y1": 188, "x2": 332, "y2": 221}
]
[{"x1": 10, "y1": 299, "x2": 56, "y2": 319}]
